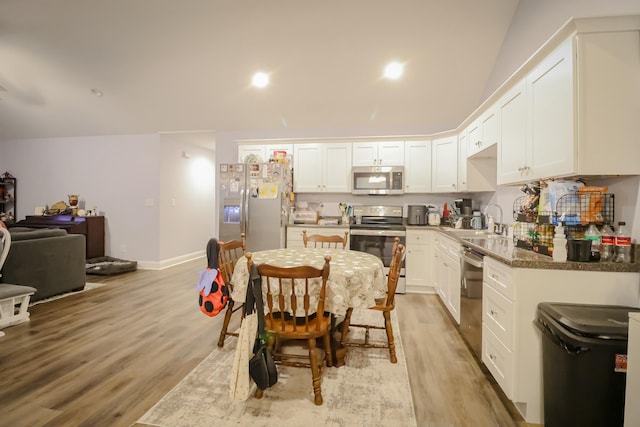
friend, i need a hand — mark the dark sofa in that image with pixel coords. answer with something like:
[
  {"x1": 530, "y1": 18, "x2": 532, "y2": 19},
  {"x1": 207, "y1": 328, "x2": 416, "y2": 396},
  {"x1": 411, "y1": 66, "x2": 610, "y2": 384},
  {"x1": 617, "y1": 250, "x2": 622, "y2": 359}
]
[{"x1": 1, "y1": 227, "x2": 86, "y2": 302}]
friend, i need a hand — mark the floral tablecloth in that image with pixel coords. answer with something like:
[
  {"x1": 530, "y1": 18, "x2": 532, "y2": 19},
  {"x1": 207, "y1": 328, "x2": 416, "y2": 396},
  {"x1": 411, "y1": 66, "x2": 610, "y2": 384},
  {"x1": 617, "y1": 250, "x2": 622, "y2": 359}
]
[{"x1": 230, "y1": 248, "x2": 386, "y2": 316}]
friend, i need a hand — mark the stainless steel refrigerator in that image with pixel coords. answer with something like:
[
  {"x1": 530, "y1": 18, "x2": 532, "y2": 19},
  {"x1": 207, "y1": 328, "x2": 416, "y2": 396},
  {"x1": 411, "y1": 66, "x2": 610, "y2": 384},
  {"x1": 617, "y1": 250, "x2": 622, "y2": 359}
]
[{"x1": 219, "y1": 162, "x2": 292, "y2": 252}]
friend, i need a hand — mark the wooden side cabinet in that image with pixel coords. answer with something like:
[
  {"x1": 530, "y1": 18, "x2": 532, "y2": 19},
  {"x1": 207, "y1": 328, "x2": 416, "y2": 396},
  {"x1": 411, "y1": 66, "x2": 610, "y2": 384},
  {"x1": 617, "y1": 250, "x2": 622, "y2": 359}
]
[{"x1": 13, "y1": 215, "x2": 105, "y2": 259}]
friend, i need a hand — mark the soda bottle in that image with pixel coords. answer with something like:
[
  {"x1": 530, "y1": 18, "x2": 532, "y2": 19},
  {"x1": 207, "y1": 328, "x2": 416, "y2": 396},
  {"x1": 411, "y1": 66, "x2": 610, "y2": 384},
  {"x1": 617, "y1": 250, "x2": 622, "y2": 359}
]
[
  {"x1": 614, "y1": 221, "x2": 632, "y2": 263},
  {"x1": 600, "y1": 224, "x2": 614, "y2": 262},
  {"x1": 584, "y1": 223, "x2": 601, "y2": 262}
]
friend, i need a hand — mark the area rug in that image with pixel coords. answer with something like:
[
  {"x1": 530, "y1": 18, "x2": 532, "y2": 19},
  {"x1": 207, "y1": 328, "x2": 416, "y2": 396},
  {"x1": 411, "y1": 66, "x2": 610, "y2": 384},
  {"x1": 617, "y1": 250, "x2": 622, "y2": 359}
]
[
  {"x1": 138, "y1": 309, "x2": 417, "y2": 427},
  {"x1": 29, "y1": 282, "x2": 106, "y2": 306}
]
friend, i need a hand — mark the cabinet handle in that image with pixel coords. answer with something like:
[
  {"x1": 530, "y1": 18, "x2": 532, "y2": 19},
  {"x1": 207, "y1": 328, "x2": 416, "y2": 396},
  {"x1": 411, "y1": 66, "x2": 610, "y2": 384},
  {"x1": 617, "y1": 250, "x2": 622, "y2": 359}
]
[
  {"x1": 489, "y1": 353, "x2": 496, "y2": 361},
  {"x1": 490, "y1": 309, "x2": 497, "y2": 316},
  {"x1": 451, "y1": 183, "x2": 456, "y2": 187},
  {"x1": 491, "y1": 273, "x2": 499, "y2": 280}
]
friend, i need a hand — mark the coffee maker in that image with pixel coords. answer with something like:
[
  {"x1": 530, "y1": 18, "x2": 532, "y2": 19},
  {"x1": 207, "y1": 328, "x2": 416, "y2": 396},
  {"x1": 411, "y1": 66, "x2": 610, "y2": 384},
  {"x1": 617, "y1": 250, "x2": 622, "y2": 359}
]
[{"x1": 454, "y1": 198, "x2": 473, "y2": 229}]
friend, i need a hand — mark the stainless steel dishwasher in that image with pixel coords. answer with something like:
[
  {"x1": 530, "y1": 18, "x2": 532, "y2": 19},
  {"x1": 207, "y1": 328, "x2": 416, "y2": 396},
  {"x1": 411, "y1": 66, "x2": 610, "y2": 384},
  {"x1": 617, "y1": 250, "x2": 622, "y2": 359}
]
[{"x1": 459, "y1": 246, "x2": 484, "y2": 359}]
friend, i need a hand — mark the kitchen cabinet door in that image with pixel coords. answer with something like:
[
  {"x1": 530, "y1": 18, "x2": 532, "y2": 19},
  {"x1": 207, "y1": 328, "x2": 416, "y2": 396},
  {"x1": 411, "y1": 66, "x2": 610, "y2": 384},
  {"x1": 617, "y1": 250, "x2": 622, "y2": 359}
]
[
  {"x1": 293, "y1": 142, "x2": 350, "y2": 193},
  {"x1": 405, "y1": 229, "x2": 433, "y2": 293},
  {"x1": 238, "y1": 144, "x2": 266, "y2": 163},
  {"x1": 497, "y1": 79, "x2": 528, "y2": 185},
  {"x1": 352, "y1": 142, "x2": 378, "y2": 166},
  {"x1": 466, "y1": 120, "x2": 481, "y2": 157},
  {"x1": 378, "y1": 141, "x2": 405, "y2": 166},
  {"x1": 293, "y1": 144, "x2": 324, "y2": 192},
  {"x1": 528, "y1": 38, "x2": 574, "y2": 180},
  {"x1": 238, "y1": 143, "x2": 293, "y2": 163},
  {"x1": 323, "y1": 143, "x2": 351, "y2": 192},
  {"x1": 352, "y1": 141, "x2": 404, "y2": 166},
  {"x1": 404, "y1": 140, "x2": 431, "y2": 193},
  {"x1": 480, "y1": 105, "x2": 499, "y2": 151},
  {"x1": 434, "y1": 249, "x2": 447, "y2": 302},
  {"x1": 445, "y1": 255, "x2": 460, "y2": 324},
  {"x1": 431, "y1": 136, "x2": 458, "y2": 192},
  {"x1": 457, "y1": 131, "x2": 467, "y2": 192}
]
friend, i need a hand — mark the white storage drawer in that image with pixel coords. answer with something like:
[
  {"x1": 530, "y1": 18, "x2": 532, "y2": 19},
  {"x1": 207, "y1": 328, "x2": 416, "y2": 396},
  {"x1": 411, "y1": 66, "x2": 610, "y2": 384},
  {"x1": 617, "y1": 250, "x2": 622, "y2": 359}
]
[
  {"x1": 482, "y1": 324, "x2": 515, "y2": 400},
  {"x1": 483, "y1": 257, "x2": 514, "y2": 300},
  {"x1": 483, "y1": 282, "x2": 515, "y2": 350}
]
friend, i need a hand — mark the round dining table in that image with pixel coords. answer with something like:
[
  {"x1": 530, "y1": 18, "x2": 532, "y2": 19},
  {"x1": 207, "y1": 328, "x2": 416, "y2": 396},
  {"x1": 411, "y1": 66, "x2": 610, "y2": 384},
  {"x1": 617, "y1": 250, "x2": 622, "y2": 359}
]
[{"x1": 230, "y1": 248, "x2": 386, "y2": 317}]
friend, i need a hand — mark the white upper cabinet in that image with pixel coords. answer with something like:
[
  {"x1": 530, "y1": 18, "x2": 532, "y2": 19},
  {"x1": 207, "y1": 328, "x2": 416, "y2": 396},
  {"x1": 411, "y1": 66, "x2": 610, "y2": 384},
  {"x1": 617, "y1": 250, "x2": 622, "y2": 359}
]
[
  {"x1": 238, "y1": 143, "x2": 293, "y2": 163},
  {"x1": 480, "y1": 105, "x2": 499, "y2": 151},
  {"x1": 497, "y1": 79, "x2": 528, "y2": 184},
  {"x1": 467, "y1": 104, "x2": 498, "y2": 159},
  {"x1": 404, "y1": 140, "x2": 432, "y2": 193},
  {"x1": 431, "y1": 136, "x2": 458, "y2": 193},
  {"x1": 352, "y1": 141, "x2": 404, "y2": 166},
  {"x1": 457, "y1": 131, "x2": 468, "y2": 192},
  {"x1": 466, "y1": 120, "x2": 480, "y2": 157},
  {"x1": 527, "y1": 38, "x2": 574, "y2": 180},
  {"x1": 293, "y1": 142, "x2": 351, "y2": 193},
  {"x1": 498, "y1": 24, "x2": 640, "y2": 184}
]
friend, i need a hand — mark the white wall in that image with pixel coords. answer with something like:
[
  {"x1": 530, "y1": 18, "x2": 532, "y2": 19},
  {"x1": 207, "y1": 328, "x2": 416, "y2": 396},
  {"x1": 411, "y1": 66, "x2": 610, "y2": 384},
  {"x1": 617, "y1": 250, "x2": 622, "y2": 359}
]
[
  {"x1": 0, "y1": 133, "x2": 217, "y2": 267},
  {"x1": 482, "y1": 0, "x2": 640, "y2": 100},
  {"x1": 158, "y1": 134, "x2": 216, "y2": 265}
]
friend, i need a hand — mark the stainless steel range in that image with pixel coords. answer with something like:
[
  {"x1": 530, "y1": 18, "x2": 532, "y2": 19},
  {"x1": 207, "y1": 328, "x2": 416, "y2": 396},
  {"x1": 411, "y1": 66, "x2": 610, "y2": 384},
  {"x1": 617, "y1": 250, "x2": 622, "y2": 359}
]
[{"x1": 349, "y1": 205, "x2": 406, "y2": 293}]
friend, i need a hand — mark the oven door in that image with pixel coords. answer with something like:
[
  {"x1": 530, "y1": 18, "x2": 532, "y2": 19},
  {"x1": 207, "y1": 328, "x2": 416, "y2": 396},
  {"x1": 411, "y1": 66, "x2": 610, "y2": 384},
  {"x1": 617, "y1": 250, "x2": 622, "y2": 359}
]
[{"x1": 349, "y1": 228, "x2": 406, "y2": 293}]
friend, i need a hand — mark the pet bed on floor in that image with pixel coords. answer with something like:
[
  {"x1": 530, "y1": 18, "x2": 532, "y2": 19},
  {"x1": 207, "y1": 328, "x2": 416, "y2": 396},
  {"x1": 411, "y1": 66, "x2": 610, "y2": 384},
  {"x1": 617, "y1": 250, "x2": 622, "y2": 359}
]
[{"x1": 86, "y1": 256, "x2": 137, "y2": 275}]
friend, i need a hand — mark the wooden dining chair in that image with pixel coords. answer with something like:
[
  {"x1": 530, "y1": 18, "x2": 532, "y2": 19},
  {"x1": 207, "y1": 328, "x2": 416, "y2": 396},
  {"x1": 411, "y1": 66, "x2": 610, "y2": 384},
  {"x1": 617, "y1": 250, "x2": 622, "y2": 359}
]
[
  {"x1": 302, "y1": 230, "x2": 348, "y2": 249},
  {"x1": 216, "y1": 233, "x2": 247, "y2": 348},
  {"x1": 247, "y1": 252, "x2": 333, "y2": 405},
  {"x1": 339, "y1": 237, "x2": 405, "y2": 363}
]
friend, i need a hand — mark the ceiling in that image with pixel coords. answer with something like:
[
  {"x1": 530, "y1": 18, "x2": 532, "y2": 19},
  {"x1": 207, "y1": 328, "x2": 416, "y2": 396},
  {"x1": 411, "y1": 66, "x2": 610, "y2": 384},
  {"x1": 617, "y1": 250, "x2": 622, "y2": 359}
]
[{"x1": 0, "y1": 0, "x2": 520, "y2": 141}]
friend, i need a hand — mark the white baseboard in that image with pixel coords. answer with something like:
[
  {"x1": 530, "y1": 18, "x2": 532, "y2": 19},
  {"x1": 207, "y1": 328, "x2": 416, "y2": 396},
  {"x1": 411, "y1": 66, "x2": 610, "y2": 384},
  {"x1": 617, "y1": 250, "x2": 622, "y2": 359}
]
[
  {"x1": 405, "y1": 285, "x2": 436, "y2": 294},
  {"x1": 136, "y1": 251, "x2": 205, "y2": 270}
]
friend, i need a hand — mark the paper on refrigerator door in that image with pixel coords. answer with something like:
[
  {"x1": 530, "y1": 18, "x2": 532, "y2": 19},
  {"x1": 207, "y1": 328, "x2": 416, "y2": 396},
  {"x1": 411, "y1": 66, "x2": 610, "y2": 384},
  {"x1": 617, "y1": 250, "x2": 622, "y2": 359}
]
[{"x1": 258, "y1": 181, "x2": 278, "y2": 199}]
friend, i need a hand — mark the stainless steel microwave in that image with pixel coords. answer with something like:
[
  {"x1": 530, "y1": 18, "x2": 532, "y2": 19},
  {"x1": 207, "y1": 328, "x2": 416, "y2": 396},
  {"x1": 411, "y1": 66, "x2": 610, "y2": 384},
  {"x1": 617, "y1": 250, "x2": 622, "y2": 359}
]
[{"x1": 352, "y1": 166, "x2": 404, "y2": 195}]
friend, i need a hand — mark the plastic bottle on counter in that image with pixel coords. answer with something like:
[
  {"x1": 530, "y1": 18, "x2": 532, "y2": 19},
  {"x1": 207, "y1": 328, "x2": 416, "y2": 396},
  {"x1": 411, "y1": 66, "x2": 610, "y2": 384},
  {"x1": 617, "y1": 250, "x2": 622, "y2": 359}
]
[
  {"x1": 614, "y1": 221, "x2": 632, "y2": 263},
  {"x1": 600, "y1": 224, "x2": 615, "y2": 262},
  {"x1": 552, "y1": 222, "x2": 567, "y2": 262},
  {"x1": 584, "y1": 223, "x2": 601, "y2": 262}
]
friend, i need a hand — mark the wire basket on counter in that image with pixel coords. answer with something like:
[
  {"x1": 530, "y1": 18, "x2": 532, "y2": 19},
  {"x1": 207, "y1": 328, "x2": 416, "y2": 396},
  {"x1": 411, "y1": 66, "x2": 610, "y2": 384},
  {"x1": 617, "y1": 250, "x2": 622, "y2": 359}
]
[{"x1": 512, "y1": 192, "x2": 615, "y2": 256}]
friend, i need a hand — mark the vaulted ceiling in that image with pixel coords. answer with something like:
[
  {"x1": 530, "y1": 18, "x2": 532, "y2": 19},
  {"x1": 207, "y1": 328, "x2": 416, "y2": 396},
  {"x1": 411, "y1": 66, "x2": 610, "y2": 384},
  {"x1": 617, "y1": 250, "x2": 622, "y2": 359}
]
[{"x1": 0, "y1": 0, "x2": 520, "y2": 140}]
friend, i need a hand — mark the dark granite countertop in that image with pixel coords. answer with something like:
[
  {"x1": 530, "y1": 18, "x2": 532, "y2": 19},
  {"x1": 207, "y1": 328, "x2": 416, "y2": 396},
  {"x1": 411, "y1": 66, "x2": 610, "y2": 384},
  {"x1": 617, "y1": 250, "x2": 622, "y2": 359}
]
[{"x1": 407, "y1": 225, "x2": 639, "y2": 273}]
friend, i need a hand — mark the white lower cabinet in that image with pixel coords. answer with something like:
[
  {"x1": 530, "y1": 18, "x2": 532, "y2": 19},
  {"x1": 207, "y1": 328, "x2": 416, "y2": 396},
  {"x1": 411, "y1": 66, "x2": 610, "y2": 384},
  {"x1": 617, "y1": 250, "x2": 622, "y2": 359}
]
[
  {"x1": 482, "y1": 257, "x2": 516, "y2": 400},
  {"x1": 434, "y1": 233, "x2": 460, "y2": 324},
  {"x1": 477, "y1": 256, "x2": 640, "y2": 424},
  {"x1": 285, "y1": 226, "x2": 350, "y2": 249},
  {"x1": 482, "y1": 324, "x2": 514, "y2": 399},
  {"x1": 405, "y1": 229, "x2": 434, "y2": 293}
]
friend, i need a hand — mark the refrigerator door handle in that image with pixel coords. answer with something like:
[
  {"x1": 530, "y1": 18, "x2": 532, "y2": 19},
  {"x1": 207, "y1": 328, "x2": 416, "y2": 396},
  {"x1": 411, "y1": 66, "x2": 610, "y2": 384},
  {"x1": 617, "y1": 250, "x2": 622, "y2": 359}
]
[{"x1": 240, "y1": 187, "x2": 246, "y2": 235}]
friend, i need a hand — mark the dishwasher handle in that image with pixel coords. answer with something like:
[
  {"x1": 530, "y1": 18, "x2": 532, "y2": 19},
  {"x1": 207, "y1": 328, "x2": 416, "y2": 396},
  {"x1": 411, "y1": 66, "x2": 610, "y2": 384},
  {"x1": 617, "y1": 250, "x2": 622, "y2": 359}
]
[{"x1": 461, "y1": 247, "x2": 483, "y2": 268}]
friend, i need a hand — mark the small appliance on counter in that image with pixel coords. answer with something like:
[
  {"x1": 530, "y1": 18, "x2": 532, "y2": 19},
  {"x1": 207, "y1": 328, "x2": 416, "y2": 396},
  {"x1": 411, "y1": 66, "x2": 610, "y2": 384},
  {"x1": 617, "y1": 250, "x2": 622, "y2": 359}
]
[
  {"x1": 291, "y1": 210, "x2": 319, "y2": 224},
  {"x1": 454, "y1": 198, "x2": 474, "y2": 229},
  {"x1": 407, "y1": 205, "x2": 428, "y2": 225}
]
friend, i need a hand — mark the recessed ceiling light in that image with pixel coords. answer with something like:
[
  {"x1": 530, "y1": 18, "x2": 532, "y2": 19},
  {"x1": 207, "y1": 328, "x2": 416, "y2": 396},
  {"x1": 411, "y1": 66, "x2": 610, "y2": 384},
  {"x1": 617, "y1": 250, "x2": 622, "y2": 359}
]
[
  {"x1": 383, "y1": 61, "x2": 404, "y2": 80},
  {"x1": 251, "y1": 72, "x2": 270, "y2": 88},
  {"x1": 90, "y1": 88, "x2": 104, "y2": 97}
]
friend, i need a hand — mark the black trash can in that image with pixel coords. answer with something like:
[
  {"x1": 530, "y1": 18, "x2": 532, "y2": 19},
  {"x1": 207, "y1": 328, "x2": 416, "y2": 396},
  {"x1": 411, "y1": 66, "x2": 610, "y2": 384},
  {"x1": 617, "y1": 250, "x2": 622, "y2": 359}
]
[{"x1": 536, "y1": 302, "x2": 640, "y2": 427}]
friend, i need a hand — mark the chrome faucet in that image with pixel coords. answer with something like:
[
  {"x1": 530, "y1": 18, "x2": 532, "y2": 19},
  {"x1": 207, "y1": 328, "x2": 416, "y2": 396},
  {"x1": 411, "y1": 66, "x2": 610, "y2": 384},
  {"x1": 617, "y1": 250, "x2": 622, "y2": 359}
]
[{"x1": 483, "y1": 203, "x2": 504, "y2": 234}]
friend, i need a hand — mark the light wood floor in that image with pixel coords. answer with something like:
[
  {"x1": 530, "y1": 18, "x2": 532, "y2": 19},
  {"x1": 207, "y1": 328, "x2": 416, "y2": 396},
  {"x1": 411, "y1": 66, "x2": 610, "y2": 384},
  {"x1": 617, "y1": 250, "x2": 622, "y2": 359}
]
[{"x1": 0, "y1": 259, "x2": 527, "y2": 427}]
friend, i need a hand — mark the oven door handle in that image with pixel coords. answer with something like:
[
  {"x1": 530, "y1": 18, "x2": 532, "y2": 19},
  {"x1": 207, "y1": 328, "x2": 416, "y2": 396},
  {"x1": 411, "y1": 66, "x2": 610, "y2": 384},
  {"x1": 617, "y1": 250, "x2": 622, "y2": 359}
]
[{"x1": 349, "y1": 229, "x2": 406, "y2": 237}]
